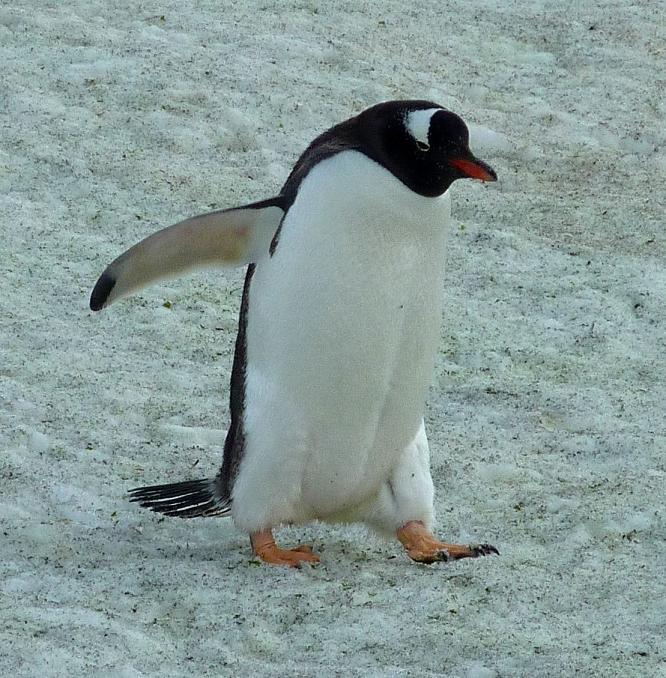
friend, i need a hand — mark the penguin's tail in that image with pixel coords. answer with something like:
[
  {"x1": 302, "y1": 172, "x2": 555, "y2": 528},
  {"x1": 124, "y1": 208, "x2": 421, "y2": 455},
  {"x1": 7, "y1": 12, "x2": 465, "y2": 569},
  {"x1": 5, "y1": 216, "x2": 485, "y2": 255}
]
[{"x1": 128, "y1": 478, "x2": 231, "y2": 518}]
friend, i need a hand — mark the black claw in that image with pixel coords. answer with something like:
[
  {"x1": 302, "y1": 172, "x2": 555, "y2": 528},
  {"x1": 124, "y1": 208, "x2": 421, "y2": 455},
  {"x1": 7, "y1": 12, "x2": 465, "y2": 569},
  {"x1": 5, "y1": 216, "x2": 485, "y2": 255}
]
[
  {"x1": 470, "y1": 543, "x2": 500, "y2": 557},
  {"x1": 434, "y1": 550, "x2": 452, "y2": 563}
]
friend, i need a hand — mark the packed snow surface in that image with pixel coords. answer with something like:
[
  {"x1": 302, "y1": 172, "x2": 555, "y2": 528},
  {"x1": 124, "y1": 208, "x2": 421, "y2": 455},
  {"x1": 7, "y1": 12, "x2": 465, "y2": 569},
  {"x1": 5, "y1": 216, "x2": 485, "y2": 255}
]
[{"x1": 1, "y1": 1, "x2": 665, "y2": 676}]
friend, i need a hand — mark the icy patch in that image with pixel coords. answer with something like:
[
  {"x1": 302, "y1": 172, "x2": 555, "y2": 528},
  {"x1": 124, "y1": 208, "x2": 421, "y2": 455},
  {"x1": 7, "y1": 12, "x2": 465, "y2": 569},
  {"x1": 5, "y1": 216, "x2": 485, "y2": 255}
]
[
  {"x1": 466, "y1": 664, "x2": 497, "y2": 678},
  {"x1": 467, "y1": 84, "x2": 489, "y2": 103},
  {"x1": 160, "y1": 423, "x2": 227, "y2": 447},
  {"x1": 476, "y1": 463, "x2": 522, "y2": 484},
  {"x1": 0, "y1": 502, "x2": 33, "y2": 520},
  {"x1": 28, "y1": 430, "x2": 50, "y2": 453},
  {"x1": 546, "y1": 496, "x2": 580, "y2": 514},
  {"x1": 468, "y1": 124, "x2": 512, "y2": 155}
]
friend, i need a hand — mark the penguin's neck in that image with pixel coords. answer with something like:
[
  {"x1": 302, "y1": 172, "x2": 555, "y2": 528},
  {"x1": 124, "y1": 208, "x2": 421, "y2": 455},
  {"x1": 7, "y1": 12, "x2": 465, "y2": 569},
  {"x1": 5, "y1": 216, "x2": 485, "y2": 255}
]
[{"x1": 289, "y1": 150, "x2": 452, "y2": 247}]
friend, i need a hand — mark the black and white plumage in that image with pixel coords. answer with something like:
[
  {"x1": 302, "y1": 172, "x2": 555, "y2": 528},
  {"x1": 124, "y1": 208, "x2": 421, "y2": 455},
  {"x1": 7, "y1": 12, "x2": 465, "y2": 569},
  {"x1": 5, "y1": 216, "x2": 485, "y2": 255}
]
[{"x1": 90, "y1": 100, "x2": 498, "y2": 564}]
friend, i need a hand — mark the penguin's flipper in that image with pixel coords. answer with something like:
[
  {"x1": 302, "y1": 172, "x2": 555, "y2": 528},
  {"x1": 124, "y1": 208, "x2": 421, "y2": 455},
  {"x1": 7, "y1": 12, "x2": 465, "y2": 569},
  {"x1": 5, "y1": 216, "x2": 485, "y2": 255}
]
[{"x1": 90, "y1": 197, "x2": 285, "y2": 311}]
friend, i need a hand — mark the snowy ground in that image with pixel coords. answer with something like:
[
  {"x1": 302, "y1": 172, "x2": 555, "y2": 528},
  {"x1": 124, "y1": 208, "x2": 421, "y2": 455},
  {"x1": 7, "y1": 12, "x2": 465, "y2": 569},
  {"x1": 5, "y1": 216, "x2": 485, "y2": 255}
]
[{"x1": 2, "y1": 1, "x2": 665, "y2": 676}]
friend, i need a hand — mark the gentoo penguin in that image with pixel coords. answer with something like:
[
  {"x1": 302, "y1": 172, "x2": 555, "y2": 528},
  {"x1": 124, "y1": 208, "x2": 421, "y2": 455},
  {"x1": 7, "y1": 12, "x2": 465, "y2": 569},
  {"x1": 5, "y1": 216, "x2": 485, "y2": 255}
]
[{"x1": 90, "y1": 100, "x2": 499, "y2": 567}]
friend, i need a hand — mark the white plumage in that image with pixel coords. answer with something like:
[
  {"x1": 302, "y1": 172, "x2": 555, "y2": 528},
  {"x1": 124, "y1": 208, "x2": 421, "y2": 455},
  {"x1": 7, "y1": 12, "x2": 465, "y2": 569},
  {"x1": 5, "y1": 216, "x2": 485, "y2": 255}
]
[{"x1": 234, "y1": 151, "x2": 451, "y2": 533}]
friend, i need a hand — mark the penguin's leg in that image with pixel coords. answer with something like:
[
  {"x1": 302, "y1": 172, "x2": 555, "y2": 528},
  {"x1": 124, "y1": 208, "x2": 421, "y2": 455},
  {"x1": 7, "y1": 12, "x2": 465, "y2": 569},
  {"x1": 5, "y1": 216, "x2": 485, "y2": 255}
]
[
  {"x1": 231, "y1": 425, "x2": 321, "y2": 567},
  {"x1": 365, "y1": 420, "x2": 498, "y2": 563},
  {"x1": 250, "y1": 530, "x2": 320, "y2": 568}
]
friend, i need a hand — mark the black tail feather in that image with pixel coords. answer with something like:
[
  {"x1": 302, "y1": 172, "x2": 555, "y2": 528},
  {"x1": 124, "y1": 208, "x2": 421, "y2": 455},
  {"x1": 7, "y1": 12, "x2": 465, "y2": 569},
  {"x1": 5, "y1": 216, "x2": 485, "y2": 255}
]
[{"x1": 128, "y1": 478, "x2": 231, "y2": 518}]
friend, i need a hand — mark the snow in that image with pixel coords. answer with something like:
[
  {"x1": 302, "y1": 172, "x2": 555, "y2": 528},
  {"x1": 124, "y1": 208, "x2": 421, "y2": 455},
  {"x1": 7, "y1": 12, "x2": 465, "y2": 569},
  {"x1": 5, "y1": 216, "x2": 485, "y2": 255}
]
[{"x1": 2, "y1": 0, "x2": 665, "y2": 676}]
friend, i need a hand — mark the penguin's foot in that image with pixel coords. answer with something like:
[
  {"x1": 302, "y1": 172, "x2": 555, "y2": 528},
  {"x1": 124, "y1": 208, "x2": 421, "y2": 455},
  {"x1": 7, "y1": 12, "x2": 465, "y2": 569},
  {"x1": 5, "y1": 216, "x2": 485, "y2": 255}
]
[
  {"x1": 396, "y1": 520, "x2": 499, "y2": 564},
  {"x1": 250, "y1": 530, "x2": 320, "y2": 568}
]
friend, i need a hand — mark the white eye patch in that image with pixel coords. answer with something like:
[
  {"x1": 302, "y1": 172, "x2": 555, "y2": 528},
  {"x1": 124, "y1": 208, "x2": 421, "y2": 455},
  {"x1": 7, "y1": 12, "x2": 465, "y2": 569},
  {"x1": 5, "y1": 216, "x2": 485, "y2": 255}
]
[{"x1": 404, "y1": 108, "x2": 441, "y2": 150}]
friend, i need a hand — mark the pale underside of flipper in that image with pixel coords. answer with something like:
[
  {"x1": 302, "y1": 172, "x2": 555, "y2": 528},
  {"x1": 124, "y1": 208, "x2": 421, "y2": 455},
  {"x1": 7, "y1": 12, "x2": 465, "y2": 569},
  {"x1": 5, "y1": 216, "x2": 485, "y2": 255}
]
[{"x1": 90, "y1": 198, "x2": 284, "y2": 311}]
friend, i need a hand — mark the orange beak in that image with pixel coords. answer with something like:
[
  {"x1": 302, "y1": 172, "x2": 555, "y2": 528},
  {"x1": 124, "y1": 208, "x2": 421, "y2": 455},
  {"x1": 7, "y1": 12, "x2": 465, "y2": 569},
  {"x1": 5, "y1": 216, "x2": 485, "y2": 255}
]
[{"x1": 449, "y1": 157, "x2": 497, "y2": 182}]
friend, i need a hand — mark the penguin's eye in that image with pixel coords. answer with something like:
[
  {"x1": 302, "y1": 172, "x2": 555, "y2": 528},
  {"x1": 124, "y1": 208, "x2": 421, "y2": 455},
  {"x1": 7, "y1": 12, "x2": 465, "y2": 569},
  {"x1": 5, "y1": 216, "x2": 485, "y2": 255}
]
[{"x1": 416, "y1": 140, "x2": 429, "y2": 152}]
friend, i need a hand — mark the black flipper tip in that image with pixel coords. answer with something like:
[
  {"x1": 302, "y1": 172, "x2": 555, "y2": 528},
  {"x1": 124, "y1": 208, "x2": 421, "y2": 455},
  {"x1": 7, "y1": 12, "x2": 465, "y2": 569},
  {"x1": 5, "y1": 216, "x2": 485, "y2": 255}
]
[{"x1": 90, "y1": 272, "x2": 115, "y2": 311}]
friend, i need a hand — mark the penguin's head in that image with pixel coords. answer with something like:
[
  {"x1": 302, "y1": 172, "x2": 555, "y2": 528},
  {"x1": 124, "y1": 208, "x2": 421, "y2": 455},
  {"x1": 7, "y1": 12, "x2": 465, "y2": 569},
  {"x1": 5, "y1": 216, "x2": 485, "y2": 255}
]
[{"x1": 357, "y1": 100, "x2": 497, "y2": 197}]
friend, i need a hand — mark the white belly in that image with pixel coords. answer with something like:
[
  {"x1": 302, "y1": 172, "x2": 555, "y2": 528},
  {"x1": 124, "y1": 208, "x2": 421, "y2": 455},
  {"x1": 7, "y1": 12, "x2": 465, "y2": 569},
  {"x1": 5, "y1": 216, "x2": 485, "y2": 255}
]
[{"x1": 232, "y1": 151, "x2": 451, "y2": 529}]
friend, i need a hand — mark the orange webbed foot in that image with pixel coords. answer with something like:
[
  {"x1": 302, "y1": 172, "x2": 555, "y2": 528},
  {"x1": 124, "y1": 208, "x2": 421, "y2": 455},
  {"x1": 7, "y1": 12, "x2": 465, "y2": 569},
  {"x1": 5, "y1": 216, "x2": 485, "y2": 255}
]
[
  {"x1": 250, "y1": 530, "x2": 320, "y2": 568},
  {"x1": 397, "y1": 520, "x2": 498, "y2": 564}
]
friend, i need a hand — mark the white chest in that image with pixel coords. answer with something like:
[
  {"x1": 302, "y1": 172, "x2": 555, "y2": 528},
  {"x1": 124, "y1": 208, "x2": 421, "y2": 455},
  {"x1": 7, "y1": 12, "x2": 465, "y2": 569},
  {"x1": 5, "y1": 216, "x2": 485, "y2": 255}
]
[{"x1": 241, "y1": 151, "x2": 451, "y2": 516}]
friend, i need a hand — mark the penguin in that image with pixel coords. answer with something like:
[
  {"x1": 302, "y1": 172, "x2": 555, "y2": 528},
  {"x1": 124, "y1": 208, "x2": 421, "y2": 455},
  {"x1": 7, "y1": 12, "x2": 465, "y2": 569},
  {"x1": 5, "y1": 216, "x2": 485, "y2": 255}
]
[{"x1": 90, "y1": 100, "x2": 499, "y2": 567}]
